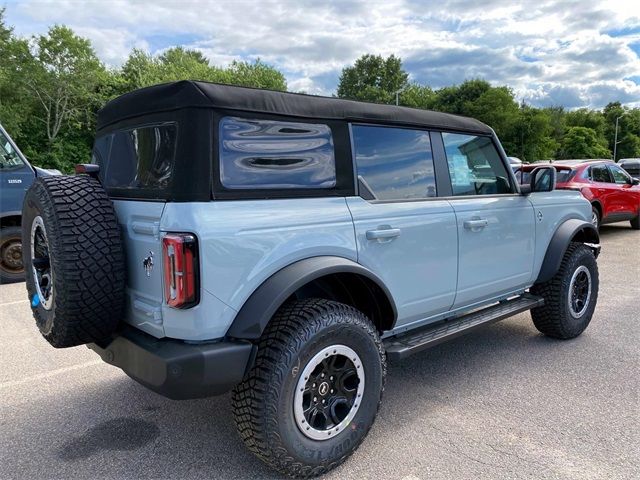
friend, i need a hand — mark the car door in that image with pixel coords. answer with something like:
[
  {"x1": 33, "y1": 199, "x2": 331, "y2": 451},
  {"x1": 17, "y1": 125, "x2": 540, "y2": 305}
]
[
  {"x1": 588, "y1": 164, "x2": 616, "y2": 219},
  {"x1": 346, "y1": 125, "x2": 458, "y2": 328},
  {"x1": 440, "y1": 132, "x2": 535, "y2": 309},
  {"x1": 607, "y1": 164, "x2": 638, "y2": 218}
]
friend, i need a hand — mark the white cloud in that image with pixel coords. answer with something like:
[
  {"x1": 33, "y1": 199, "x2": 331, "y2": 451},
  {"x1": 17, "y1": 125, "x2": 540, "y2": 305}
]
[{"x1": 4, "y1": 0, "x2": 640, "y2": 108}]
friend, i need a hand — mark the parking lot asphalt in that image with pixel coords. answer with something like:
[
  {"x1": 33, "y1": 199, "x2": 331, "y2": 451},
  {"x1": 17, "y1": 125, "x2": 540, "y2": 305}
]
[{"x1": 1, "y1": 224, "x2": 638, "y2": 480}]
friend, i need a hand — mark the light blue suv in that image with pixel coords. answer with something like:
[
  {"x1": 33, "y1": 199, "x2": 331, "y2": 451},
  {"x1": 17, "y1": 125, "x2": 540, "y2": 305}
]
[{"x1": 22, "y1": 82, "x2": 600, "y2": 478}]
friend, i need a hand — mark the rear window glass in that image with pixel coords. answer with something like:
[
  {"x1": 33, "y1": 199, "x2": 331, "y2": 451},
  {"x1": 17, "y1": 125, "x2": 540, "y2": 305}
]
[
  {"x1": 219, "y1": 116, "x2": 336, "y2": 190},
  {"x1": 93, "y1": 123, "x2": 177, "y2": 192}
]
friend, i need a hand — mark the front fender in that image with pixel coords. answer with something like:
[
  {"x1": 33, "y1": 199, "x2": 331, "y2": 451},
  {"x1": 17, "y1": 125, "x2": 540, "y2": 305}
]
[
  {"x1": 536, "y1": 219, "x2": 599, "y2": 284},
  {"x1": 226, "y1": 256, "x2": 397, "y2": 340}
]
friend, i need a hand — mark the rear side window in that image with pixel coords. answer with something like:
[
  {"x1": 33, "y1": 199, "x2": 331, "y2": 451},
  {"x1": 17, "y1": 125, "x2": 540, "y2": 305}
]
[
  {"x1": 219, "y1": 116, "x2": 336, "y2": 189},
  {"x1": 590, "y1": 165, "x2": 611, "y2": 183},
  {"x1": 352, "y1": 125, "x2": 436, "y2": 201},
  {"x1": 94, "y1": 123, "x2": 177, "y2": 192},
  {"x1": 442, "y1": 133, "x2": 512, "y2": 196}
]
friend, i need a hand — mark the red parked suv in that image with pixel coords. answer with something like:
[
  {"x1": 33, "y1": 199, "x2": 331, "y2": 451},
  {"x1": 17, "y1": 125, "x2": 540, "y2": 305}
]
[{"x1": 517, "y1": 160, "x2": 640, "y2": 230}]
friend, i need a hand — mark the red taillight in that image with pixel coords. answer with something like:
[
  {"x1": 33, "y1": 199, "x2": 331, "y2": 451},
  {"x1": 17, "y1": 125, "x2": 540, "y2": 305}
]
[{"x1": 162, "y1": 233, "x2": 199, "y2": 308}]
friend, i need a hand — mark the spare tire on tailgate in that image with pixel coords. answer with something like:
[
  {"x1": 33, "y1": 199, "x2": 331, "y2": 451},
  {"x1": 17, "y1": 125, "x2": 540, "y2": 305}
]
[{"x1": 22, "y1": 175, "x2": 126, "y2": 348}]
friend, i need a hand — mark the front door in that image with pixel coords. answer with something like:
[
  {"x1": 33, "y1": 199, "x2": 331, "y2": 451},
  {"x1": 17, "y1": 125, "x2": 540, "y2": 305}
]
[
  {"x1": 347, "y1": 125, "x2": 458, "y2": 327},
  {"x1": 440, "y1": 132, "x2": 535, "y2": 308}
]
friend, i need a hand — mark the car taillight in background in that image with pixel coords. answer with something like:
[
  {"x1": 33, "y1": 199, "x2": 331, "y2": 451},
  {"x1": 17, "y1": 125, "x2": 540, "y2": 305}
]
[{"x1": 162, "y1": 233, "x2": 199, "y2": 308}]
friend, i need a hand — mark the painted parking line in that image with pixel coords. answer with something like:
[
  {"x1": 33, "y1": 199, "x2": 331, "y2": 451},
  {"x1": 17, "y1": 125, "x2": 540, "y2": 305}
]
[
  {"x1": 0, "y1": 299, "x2": 29, "y2": 307},
  {"x1": 0, "y1": 360, "x2": 103, "y2": 390}
]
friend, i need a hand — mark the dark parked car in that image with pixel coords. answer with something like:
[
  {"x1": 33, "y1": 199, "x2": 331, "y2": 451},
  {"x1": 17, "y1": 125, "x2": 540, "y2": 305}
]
[
  {"x1": 0, "y1": 123, "x2": 59, "y2": 283},
  {"x1": 619, "y1": 158, "x2": 640, "y2": 178},
  {"x1": 517, "y1": 159, "x2": 640, "y2": 230}
]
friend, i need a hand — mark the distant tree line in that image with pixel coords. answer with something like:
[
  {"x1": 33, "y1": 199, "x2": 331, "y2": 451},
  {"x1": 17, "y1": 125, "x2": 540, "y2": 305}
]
[
  {"x1": 1, "y1": 11, "x2": 638, "y2": 174},
  {"x1": 337, "y1": 54, "x2": 640, "y2": 163}
]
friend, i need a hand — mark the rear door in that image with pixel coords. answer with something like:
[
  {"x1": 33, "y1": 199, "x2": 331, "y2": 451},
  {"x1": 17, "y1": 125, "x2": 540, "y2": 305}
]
[
  {"x1": 92, "y1": 123, "x2": 178, "y2": 337},
  {"x1": 440, "y1": 132, "x2": 535, "y2": 308},
  {"x1": 347, "y1": 125, "x2": 458, "y2": 327}
]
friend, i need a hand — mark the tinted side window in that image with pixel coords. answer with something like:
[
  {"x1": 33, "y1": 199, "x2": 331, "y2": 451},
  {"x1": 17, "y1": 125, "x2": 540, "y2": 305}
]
[
  {"x1": 442, "y1": 133, "x2": 512, "y2": 196},
  {"x1": 608, "y1": 164, "x2": 630, "y2": 184},
  {"x1": 352, "y1": 125, "x2": 436, "y2": 201},
  {"x1": 95, "y1": 123, "x2": 177, "y2": 191},
  {"x1": 590, "y1": 165, "x2": 611, "y2": 183},
  {"x1": 219, "y1": 117, "x2": 336, "y2": 190}
]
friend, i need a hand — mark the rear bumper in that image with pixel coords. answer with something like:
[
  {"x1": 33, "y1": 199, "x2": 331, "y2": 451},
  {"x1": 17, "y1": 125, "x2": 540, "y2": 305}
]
[{"x1": 88, "y1": 327, "x2": 254, "y2": 400}]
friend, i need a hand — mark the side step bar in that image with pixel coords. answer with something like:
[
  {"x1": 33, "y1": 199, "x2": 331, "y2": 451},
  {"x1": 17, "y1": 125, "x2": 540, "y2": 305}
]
[{"x1": 384, "y1": 294, "x2": 544, "y2": 360}]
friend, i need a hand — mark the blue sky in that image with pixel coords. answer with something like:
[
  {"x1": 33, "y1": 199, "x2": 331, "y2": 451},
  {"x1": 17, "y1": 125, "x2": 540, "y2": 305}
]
[{"x1": 4, "y1": 0, "x2": 640, "y2": 108}]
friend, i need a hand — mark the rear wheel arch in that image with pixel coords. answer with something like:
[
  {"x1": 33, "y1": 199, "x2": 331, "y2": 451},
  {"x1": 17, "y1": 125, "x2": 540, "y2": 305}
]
[
  {"x1": 536, "y1": 219, "x2": 600, "y2": 284},
  {"x1": 225, "y1": 256, "x2": 397, "y2": 341}
]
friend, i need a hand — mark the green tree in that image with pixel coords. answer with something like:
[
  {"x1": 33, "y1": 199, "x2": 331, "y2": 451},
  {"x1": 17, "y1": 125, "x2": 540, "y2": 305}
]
[
  {"x1": 398, "y1": 83, "x2": 434, "y2": 109},
  {"x1": 431, "y1": 79, "x2": 491, "y2": 114},
  {"x1": 0, "y1": 9, "x2": 34, "y2": 137},
  {"x1": 559, "y1": 126, "x2": 611, "y2": 159},
  {"x1": 465, "y1": 86, "x2": 520, "y2": 151},
  {"x1": 603, "y1": 102, "x2": 640, "y2": 160},
  {"x1": 27, "y1": 26, "x2": 105, "y2": 145},
  {"x1": 512, "y1": 106, "x2": 558, "y2": 162},
  {"x1": 120, "y1": 48, "x2": 286, "y2": 92},
  {"x1": 336, "y1": 54, "x2": 408, "y2": 103}
]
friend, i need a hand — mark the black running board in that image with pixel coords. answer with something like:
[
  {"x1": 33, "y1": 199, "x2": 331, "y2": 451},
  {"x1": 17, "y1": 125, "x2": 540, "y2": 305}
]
[{"x1": 383, "y1": 294, "x2": 544, "y2": 360}]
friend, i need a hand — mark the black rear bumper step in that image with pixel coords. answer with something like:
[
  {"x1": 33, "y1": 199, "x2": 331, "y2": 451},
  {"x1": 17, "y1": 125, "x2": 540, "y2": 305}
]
[{"x1": 383, "y1": 294, "x2": 544, "y2": 360}]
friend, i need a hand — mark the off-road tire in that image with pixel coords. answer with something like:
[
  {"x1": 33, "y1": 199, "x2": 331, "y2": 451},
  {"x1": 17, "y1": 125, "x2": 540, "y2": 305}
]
[
  {"x1": 0, "y1": 226, "x2": 25, "y2": 284},
  {"x1": 22, "y1": 175, "x2": 125, "y2": 348},
  {"x1": 530, "y1": 243, "x2": 598, "y2": 339},
  {"x1": 232, "y1": 298, "x2": 386, "y2": 478},
  {"x1": 630, "y1": 212, "x2": 640, "y2": 230}
]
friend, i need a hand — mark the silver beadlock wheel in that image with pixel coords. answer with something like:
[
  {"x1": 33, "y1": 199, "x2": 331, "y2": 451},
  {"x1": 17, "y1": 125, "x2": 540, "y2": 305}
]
[
  {"x1": 294, "y1": 344, "x2": 365, "y2": 441},
  {"x1": 30, "y1": 216, "x2": 53, "y2": 310},
  {"x1": 568, "y1": 265, "x2": 592, "y2": 318}
]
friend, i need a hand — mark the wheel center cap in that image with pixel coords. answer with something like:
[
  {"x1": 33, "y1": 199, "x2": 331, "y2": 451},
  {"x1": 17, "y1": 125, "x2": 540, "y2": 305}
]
[{"x1": 318, "y1": 381, "x2": 330, "y2": 396}]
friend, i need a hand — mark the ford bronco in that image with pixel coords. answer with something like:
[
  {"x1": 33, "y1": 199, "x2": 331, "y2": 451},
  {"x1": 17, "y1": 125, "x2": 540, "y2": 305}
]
[{"x1": 22, "y1": 81, "x2": 600, "y2": 478}]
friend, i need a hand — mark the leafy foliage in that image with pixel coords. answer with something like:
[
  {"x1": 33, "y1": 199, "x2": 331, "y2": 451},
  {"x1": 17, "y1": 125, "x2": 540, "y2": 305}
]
[
  {"x1": 0, "y1": 15, "x2": 638, "y2": 174},
  {"x1": 337, "y1": 55, "x2": 639, "y2": 162}
]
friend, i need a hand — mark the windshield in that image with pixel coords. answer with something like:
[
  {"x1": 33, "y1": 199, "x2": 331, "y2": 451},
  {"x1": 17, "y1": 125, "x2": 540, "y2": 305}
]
[{"x1": 0, "y1": 129, "x2": 26, "y2": 170}]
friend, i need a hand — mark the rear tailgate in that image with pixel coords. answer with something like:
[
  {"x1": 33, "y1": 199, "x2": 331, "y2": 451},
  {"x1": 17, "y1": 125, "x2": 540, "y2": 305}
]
[{"x1": 112, "y1": 200, "x2": 166, "y2": 337}]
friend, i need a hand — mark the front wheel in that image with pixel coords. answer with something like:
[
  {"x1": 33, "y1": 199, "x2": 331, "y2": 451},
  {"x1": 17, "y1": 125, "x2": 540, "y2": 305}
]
[
  {"x1": 631, "y1": 212, "x2": 639, "y2": 230},
  {"x1": 530, "y1": 243, "x2": 599, "y2": 339},
  {"x1": 591, "y1": 206, "x2": 600, "y2": 230},
  {"x1": 232, "y1": 299, "x2": 386, "y2": 478}
]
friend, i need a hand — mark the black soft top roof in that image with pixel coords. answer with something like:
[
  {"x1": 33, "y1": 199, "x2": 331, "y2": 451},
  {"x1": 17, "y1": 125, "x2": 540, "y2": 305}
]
[{"x1": 97, "y1": 80, "x2": 492, "y2": 134}]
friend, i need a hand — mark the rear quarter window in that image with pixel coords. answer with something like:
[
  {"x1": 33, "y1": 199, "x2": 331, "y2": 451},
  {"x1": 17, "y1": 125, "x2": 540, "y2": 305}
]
[
  {"x1": 93, "y1": 123, "x2": 177, "y2": 194},
  {"x1": 218, "y1": 116, "x2": 336, "y2": 190}
]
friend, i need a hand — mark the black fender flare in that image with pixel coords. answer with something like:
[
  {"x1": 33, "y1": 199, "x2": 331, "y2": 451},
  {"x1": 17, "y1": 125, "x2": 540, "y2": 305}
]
[
  {"x1": 536, "y1": 219, "x2": 600, "y2": 284},
  {"x1": 226, "y1": 256, "x2": 397, "y2": 340}
]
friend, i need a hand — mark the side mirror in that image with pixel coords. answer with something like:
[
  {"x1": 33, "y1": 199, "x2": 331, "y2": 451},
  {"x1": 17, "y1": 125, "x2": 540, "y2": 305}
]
[
  {"x1": 632, "y1": 177, "x2": 639, "y2": 186},
  {"x1": 525, "y1": 166, "x2": 556, "y2": 194}
]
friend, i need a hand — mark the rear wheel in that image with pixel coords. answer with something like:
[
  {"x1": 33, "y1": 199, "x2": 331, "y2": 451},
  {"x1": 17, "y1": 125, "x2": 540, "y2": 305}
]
[
  {"x1": 232, "y1": 299, "x2": 385, "y2": 478},
  {"x1": 0, "y1": 226, "x2": 25, "y2": 284},
  {"x1": 530, "y1": 243, "x2": 598, "y2": 339}
]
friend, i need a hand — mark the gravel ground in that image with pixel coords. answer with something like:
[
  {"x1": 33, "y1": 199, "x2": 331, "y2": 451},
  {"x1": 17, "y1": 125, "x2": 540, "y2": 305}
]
[{"x1": 0, "y1": 224, "x2": 638, "y2": 480}]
